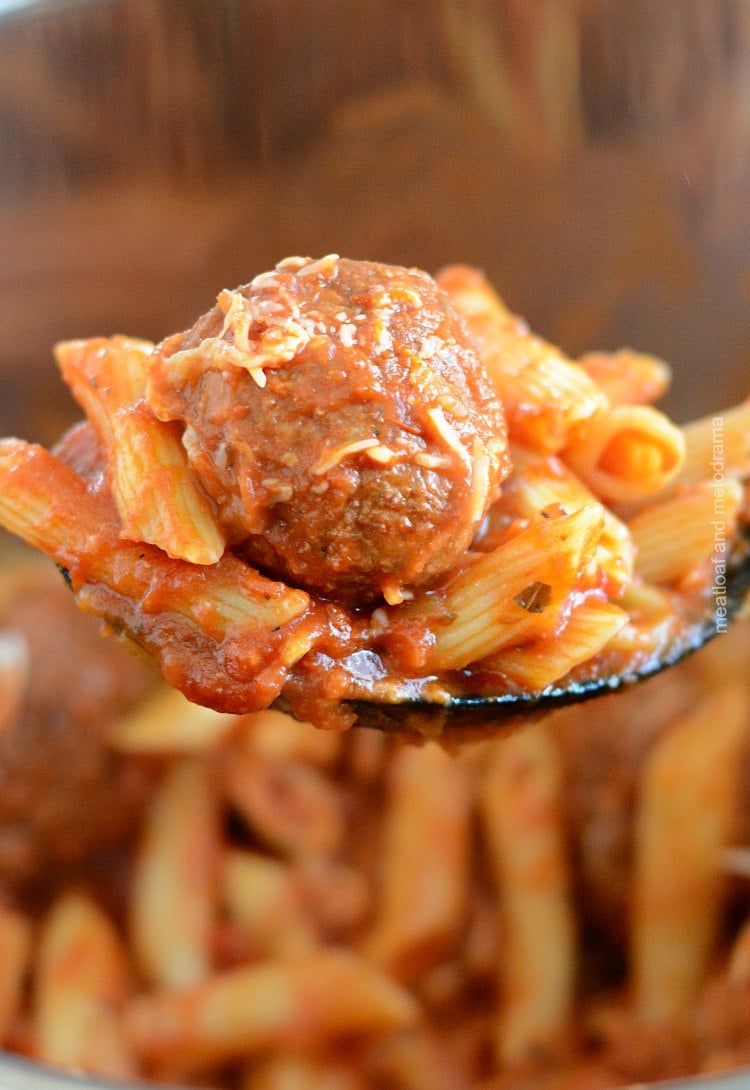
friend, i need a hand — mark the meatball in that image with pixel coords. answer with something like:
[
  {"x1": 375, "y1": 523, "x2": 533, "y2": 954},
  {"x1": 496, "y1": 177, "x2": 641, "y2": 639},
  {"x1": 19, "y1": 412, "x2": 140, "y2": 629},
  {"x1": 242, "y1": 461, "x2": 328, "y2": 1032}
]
[
  {"x1": 147, "y1": 256, "x2": 509, "y2": 604},
  {"x1": 0, "y1": 566, "x2": 156, "y2": 898}
]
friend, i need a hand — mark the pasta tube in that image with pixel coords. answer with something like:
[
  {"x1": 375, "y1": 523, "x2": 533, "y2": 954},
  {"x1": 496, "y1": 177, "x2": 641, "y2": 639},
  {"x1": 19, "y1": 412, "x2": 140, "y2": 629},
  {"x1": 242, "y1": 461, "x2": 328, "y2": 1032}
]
[
  {"x1": 55, "y1": 337, "x2": 225, "y2": 565},
  {"x1": 481, "y1": 727, "x2": 576, "y2": 1065},
  {"x1": 437, "y1": 265, "x2": 607, "y2": 452},
  {"x1": 386, "y1": 505, "x2": 604, "y2": 672},
  {"x1": 0, "y1": 438, "x2": 317, "y2": 713},
  {"x1": 131, "y1": 758, "x2": 220, "y2": 988},
  {"x1": 628, "y1": 479, "x2": 743, "y2": 585},
  {"x1": 631, "y1": 685, "x2": 750, "y2": 1021},
  {"x1": 564, "y1": 404, "x2": 686, "y2": 505},
  {"x1": 33, "y1": 891, "x2": 135, "y2": 1080},
  {"x1": 364, "y1": 741, "x2": 471, "y2": 981},
  {"x1": 126, "y1": 951, "x2": 419, "y2": 1069}
]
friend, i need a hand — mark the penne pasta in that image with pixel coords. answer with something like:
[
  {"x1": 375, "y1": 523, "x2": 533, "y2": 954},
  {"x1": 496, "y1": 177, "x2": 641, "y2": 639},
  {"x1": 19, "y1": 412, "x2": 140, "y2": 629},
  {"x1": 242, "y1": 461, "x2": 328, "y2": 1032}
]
[
  {"x1": 481, "y1": 596, "x2": 629, "y2": 691},
  {"x1": 504, "y1": 445, "x2": 635, "y2": 596},
  {"x1": 675, "y1": 399, "x2": 750, "y2": 488},
  {"x1": 437, "y1": 265, "x2": 608, "y2": 452},
  {"x1": 125, "y1": 950, "x2": 420, "y2": 1069},
  {"x1": 364, "y1": 741, "x2": 472, "y2": 981},
  {"x1": 480, "y1": 726, "x2": 576, "y2": 1065},
  {"x1": 291, "y1": 858, "x2": 372, "y2": 938},
  {"x1": 386, "y1": 505, "x2": 604, "y2": 672},
  {"x1": 222, "y1": 750, "x2": 345, "y2": 859},
  {"x1": 222, "y1": 850, "x2": 317, "y2": 958},
  {"x1": 33, "y1": 891, "x2": 135, "y2": 1081},
  {"x1": 240, "y1": 707, "x2": 343, "y2": 768},
  {"x1": 628, "y1": 479, "x2": 744, "y2": 585},
  {"x1": 563, "y1": 404, "x2": 686, "y2": 505},
  {"x1": 631, "y1": 684, "x2": 750, "y2": 1022},
  {"x1": 0, "y1": 438, "x2": 317, "y2": 713},
  {"x1": 577, "y1": 349, "x2": 672, "y2": 407},
  {"x1": 131, "y1": 758, "x2": 220, "y2": 988},
  {"x1": 55, "y1": 337, "x2": 225, "y2": 565},
  {"x1": 111, "y1": 685, "x2": 240, "y2": 752},
  {"x1": 2, "y1": 544, "x2": 750, "y2": 1087}
]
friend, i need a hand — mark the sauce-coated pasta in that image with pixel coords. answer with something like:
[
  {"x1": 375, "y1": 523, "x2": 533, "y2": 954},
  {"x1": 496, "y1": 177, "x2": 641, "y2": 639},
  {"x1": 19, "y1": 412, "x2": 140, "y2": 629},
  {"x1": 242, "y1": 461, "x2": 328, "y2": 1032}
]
[{"x1": 0, "y1": 255, "x2": 747, "y2": 730}]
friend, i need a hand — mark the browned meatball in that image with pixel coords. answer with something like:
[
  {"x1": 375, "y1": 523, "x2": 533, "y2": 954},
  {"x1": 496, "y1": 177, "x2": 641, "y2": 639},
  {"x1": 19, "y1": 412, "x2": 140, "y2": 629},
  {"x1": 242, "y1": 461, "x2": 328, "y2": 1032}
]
[
  {"x1": 0, "y1": 565, "x2": 156, "y2": 898},
  {"x1": 147, "y1": 256, "x2": 509, "y2": 604}
]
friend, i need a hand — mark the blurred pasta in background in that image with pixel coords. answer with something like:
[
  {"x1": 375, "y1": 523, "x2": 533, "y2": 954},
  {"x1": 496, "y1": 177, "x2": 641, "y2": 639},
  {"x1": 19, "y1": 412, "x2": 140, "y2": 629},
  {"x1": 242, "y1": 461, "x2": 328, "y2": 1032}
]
[{"x1": 1, "y1": 559, "x2": 750, "y2": 1088}]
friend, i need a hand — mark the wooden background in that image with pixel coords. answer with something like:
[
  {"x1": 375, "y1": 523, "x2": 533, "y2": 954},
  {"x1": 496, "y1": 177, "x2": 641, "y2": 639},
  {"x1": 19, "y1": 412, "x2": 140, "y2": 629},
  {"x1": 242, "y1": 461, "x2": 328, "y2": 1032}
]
[{"x1": 1, "y1": 0, "x2": 749, "y2": 445}]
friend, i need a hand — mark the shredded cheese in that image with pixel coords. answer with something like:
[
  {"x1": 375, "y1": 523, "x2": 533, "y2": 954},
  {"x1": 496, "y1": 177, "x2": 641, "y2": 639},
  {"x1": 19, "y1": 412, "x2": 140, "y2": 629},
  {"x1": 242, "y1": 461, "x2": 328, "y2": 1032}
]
[
  {"x1": 365, "y1": 445, "x2": 398, "y2": 466},
  {"x1": 177, "y1": 290, "x2": 313, "y2": 387},
  {"x1": 426, "y1": 405, "x2": 470, "y2": 466},
  {"x1": 468, "y1": 440, "x2": 491, "y2": 523},
  {"x1": 217, "y1": 290, "x2": 249, "y2": 348},
  {"x1": 312, "y1": 438, "x2": 381, "y2": 476},
  {"x1": 275, "y1": 255, "x2": 309, "y2": 271},
  {"x1": 297, "y1": 254, "x2": 340, "y2": 278},
  {"x1": 414, "y1": 451, "x2": 450, "y2": 470}
]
